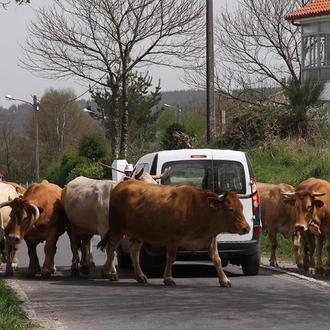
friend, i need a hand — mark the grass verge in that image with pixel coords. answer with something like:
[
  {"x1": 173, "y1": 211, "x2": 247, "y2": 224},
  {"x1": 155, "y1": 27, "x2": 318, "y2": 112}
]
[{"x1": 0, "y1": 279, "x2": 37, "y2": 330}]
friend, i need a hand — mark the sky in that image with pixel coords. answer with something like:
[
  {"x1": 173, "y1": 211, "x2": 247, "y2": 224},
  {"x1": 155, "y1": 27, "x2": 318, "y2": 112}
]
[{"x1": 0, "y1": 0, "x2": 235, "y2": 108}]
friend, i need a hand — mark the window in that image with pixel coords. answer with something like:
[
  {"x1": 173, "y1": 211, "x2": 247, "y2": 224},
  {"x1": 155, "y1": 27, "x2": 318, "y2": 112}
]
[
  {"x1": 160, "y1": 160, "x2": 246, "y2": 194},
  {"x1": 302, "y1": 22, "x2": 330, "y2": 69}
]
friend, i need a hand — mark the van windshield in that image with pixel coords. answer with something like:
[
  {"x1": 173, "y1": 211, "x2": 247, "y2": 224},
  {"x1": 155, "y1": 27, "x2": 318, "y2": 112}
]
[{"x1": 161, "y1": 160, "x2": 246, "y2": 194}]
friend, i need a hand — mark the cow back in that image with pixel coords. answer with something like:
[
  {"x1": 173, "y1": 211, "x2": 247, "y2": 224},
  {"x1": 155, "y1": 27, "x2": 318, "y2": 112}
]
[
  {"x1": 109, "y1": 180, "x2": 249, "y2": 250},
  {"x1": 61, "y1": 176, "x2": 118, "y2": 236}
]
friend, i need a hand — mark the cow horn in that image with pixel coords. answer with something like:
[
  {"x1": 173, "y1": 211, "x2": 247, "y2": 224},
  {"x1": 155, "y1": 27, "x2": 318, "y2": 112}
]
[
  {"x1": 280, "y1": 191, "x2": 297, "y2": 197},
  {"x1": 0, "y1": 200, "x2": 12, "y2": 209},
  {"x1": 135, "y1": 168, "x2": 144, "y2": 180},
  {"x1": 236, "y1": 190, "x2": 257, "y2": 199},
  {"x1": 312, "y1": 192, "x2": 326, "y2": 197},
  {"x1": 151, "y1": 167, "x2": 171, "y2": 180},
  {"x1": 29, "y1": 203, "x2": 40, "y2": 223}
]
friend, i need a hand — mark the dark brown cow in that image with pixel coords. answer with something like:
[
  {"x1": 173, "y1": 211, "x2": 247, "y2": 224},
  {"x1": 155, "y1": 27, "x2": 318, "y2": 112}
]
[
  {"x1": 258, "y1": 182, "x2": 305, "y2": 268},
  {"x1": 281, "y1": 177, "x2": 328, "y2": 275},
  {"x1": 98, "y1": 180, "x2": 253, "y2": 287},
  {"x1": 0, "y1": 180, "x2": 65, "y2": 278}
]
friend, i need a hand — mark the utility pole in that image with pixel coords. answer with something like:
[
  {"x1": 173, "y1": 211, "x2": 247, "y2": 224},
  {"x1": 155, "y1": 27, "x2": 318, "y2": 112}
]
[
  {"x1": 206, "y1": 0, "x2": 216, "y2": 143},
  {"x1": 33, "y1": 95, "x2": 40, "y2": 179}
]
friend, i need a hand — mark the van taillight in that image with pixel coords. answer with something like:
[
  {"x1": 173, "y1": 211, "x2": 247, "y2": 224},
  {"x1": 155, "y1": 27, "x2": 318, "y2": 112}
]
[
  {"x1": 254, "y1": 226, "x2": 262, "y2": 238},
  {"x1": 250, "y1": 178, "x2": 259, "y2": 212}
]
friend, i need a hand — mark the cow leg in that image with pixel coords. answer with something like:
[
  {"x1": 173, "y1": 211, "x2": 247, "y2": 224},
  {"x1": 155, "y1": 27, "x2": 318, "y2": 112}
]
[
  {"x1": 88, "y1": 237, "x2": 95, "y2": 267},
  {"x1": 67, "y1": 228, "x2": 81, "y2": 277},
  {"x1": 11, "y1": 248, "x2": 19, "y2": 271},
  {"x1": 315, "y1": 235, "x2": 324, "y2": 274},
  {"x1": 292, "y1": 231, "x2": 304, "y2": 268},
  {"x1": 207, "y1": 237, "x2": 231, "y2": 287},
  {"x1": 41, "y1": 235, "x2": 59, "y2": 279},
  {"x1": 79, "y1": 234, "x2": 93, "y2": 275},
  {"x1": 163, "y1": 246, "x2": 177, "y2": 286},
  {"x1": 101, "y1": 240, "x2": 119, "y2": 281},
  {"x1": 4, "y1": 238, "x2": 14, "y2": 277},
  {"x1": 268, "y1": 232, "x2": 278, "y2": 267},
  {"x1": 324, "y1": 237, "x2": 330, "y2": 276},
  {"x1": 302, "y1": 230, "x2": 316, "y2": 275},
  {"x1": 25, "y1": 239, "x2": 39, "y2": 278},
  {"x1": 129, "y1": 239, "x2": 147, "y2": 283}
]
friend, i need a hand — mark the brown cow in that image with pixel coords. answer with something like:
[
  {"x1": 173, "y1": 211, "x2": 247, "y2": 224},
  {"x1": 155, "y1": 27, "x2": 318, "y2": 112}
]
[
  {"x1": 281, "y1": 177, "x2": 328, "y2": 275},
  {"x1": 258, "y1": 182, "x2": 305, "y2": 268},
  {"x1": 61, "y1": 168, "x2": 170, "y2": 277},
  {"x1": 0, "y1": 180, "x2": 65, "y2": 278},
  {"x1": 97, "y1": 179, "x2": 253, "y2": 287}
]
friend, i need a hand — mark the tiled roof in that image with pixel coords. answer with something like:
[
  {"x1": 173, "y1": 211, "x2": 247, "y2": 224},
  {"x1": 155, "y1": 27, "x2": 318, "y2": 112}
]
[{"x1": 286, "y1": 0, "x2": 330, "y2": 21}]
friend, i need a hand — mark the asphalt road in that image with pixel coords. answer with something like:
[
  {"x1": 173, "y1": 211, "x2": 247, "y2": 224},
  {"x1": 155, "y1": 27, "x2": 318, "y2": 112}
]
[{"x1": 2, "y1": 234, "x2": 330, "y2": 330}]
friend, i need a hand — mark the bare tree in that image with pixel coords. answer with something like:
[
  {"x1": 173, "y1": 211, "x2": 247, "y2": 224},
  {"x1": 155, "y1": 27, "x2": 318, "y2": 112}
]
[
  {"x1": 19, "y1": 0, "x2": 206, "y2": 158},
  {"x1": 184, "y1": 0, "x2": 309, "y2": 106}
]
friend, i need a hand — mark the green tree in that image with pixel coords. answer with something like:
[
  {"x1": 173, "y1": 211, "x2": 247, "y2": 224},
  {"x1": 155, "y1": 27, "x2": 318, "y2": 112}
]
[
  {"x1": 161, "y1": 123, "x2": 192, "y2": 150},
  {"x1": 284, "y1": 75, "x2": 326, "y2": 138},
  {"x1": 78, "y1": 131, "x2": 110, "y2": 161}
]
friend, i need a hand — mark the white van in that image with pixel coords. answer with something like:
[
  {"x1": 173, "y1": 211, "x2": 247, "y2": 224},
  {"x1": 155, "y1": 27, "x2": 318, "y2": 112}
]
[{"x1": 117, "y1": 148, "x2": 262, "y2": 276}]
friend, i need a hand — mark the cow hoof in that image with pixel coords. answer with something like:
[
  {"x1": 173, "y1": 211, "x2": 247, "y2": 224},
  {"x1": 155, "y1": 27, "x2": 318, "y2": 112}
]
[
  {"x1": 296, "y1": 262, "x2": 304, "y2": 269},
  {"x1": 90, "y1": 262, "x2": 96, "y2": 267},
  {"x1": 41, "y1": 271, "x2": 51, "y2": 279},
  {"x1": 163, "y1": 278, "x2": 176, "y2": 285},
  {"x1": 5, "y1": 271, "x2": 14, "y2": 278},
  {"x1": 307, "y1": 268, "x2": 316, "y2": 275},
  {"x1": 71, "y1": 268, "x2": 80, "y2": 277},
  {"x1": 80, "y1": 265, "x2": 90, "y2": 275},
  {"x1": 26, "y1": 272, "x2": 36, "y2": 278},
  {"x1": 219, "y1": 280, "x2": 232, "y2": 288},
  {"x1": 324, "y1": 268, "x2": 330, "y2": 276},
  {"x1": 270, "y1": 261, "x2": 278, "y2": 267},
  {"x1": 316, "y1": 267, "x2": 324, "y2": 275},
  {"x1": 136, "y1": 275, "x2": 148, "y2": 283},
  {"x1": 109, "y1": 273, "x2": 119, "y2": 281}
]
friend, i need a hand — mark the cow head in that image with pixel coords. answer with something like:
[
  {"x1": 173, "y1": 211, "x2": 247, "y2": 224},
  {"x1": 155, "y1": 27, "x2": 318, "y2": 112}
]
[
  {"x1": 281, "y1": 190, "x2": 325, "y2": 234},
  {"x1": 0, "y1": 198, "x2": 44, "y2": 247},
  {"x1": 133, "y1": 168, "x2": 171, "y2": 184},
  {"x1": 207, "y1": 191, "x2": 251, "y2": 235}
]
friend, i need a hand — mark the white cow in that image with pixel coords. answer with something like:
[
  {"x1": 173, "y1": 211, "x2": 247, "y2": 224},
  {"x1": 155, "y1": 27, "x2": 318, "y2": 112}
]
[
  {"x1": 61, "y1": 169, "x2": 170, "y2": 277},
  {"x1": 0, "y1": 182, "x2": 23, "y2": 269}
]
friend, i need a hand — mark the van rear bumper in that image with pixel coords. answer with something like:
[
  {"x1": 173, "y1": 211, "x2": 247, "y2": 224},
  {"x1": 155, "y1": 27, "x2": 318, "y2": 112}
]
[{"x1": 142, "y1": 237, "x2": 261, "y2": 261}]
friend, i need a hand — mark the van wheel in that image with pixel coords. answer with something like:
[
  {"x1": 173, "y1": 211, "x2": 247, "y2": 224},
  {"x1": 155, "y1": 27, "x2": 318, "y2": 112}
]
[
  {"x1": 140, "y1": 248, "x2": 164, "y2": 277},
  {"x1": 116, "y1": 245, "x2": 132, "y2": 269},
  {"x1": 242, "y1": 251, "x2": 260, "y2": 276}
]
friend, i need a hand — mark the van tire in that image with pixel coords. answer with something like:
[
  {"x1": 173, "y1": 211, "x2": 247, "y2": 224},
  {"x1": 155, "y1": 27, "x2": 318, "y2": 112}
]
[
  {"x1": 116, "y1": 245, "x2": 132, "y2": 269},
  {"x1": 242, "y1": 251, "x2": 260, "y2": 276}
]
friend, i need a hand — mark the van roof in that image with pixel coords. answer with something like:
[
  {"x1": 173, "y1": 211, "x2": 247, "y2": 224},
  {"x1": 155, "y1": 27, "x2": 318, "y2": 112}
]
[{"x1": 142, "y1": 149, "x2": 246, "y2": 162}]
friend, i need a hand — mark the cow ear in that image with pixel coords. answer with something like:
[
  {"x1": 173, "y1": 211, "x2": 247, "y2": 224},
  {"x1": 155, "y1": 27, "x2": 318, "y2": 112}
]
[
  {"x1": 207, "y1": 197, "x2": 222, "y2": 208},
  {"x1": 314, "y1": 200, "x2": 324, "y2": 208}
]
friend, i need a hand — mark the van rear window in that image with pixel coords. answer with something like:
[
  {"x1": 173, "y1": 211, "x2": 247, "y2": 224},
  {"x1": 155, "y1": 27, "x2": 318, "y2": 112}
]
[{"x1": 161, "y1": 160, "x2": 246, "y2": 194}]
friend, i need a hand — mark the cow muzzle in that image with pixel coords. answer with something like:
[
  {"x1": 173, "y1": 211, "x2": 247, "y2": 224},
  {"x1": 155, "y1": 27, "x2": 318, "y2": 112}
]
[
  {"x1": 295, "y1": 224, "x2": 308, "y2": 231},
  {"x1": 7, "y1": 234, "x2": 22, "y2": 246}
]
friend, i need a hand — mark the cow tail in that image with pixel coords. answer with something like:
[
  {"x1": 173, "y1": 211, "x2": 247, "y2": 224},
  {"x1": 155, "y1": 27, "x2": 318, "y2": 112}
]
[{"x1": 97, "y1": 230, "x2": 110, "y2": 252}]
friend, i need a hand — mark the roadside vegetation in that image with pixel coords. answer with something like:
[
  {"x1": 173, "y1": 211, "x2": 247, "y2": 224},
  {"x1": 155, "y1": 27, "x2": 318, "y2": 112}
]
[{"x1": 0, "y1": 280, "x2": 37, "y2": 330}]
